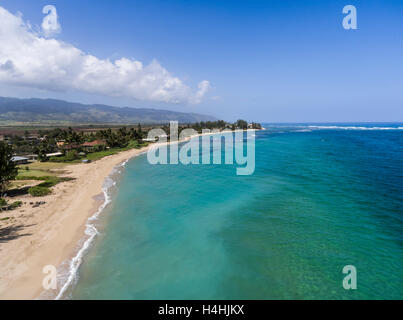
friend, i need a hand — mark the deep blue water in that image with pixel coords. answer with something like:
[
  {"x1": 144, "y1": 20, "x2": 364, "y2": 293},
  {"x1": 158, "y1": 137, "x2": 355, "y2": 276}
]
[{"x1": 70, "y1": 123, "x2": 403, "y2": 299}]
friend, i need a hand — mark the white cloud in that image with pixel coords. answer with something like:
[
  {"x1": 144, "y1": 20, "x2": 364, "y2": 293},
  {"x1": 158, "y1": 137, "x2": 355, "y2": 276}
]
[
  {"x1": 42, "y1": 5, "x2": 61, "y2": 37},
  {"x1": 0, "y1": 6, "x2": 210, "y2": 104},
  {"x1": 191, "y1": 80, "x2": 211, "y2": 104}
]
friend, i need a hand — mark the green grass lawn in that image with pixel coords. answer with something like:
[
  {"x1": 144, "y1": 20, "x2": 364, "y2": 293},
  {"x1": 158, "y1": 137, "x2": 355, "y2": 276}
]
[
  {"x1": 17, "y1": 169, "x2": 57, "y2": 178},
  {"x1": 85, "y1": 149, "x2": 120, "y2": 161},
  {"x1": 16, "y1": 162, "x2": 70, "y2": 183},
  {"x1": 21, "y1": 162, "x2": 70, "y2": 171},
  {"x1": 16, "y1": 165, "x2": 61, "y2": 181},
  {"x1": 47, "y1": 141, "x2": 149, "y2": 163},
  {"x1": 84, "y1": 141, "x2": 148, "y2": 161}
]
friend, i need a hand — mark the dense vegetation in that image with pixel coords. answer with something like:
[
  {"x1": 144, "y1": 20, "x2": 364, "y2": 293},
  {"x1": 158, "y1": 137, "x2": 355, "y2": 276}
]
[
  {"x1": 28, "y1": 186, "x2": 51, "y2": 197},
  {"x1": 0, "y1": 142, "x2": 18, "y2": 196}
]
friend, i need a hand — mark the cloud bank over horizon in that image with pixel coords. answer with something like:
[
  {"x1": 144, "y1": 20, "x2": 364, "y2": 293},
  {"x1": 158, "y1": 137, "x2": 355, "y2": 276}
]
[{"x1": 0, "y1": 6, "x2": 210, "y2": 105}]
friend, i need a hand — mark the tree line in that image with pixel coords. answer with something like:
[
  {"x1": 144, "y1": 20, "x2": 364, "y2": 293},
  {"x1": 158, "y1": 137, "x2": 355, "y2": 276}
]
[{"x1": 0, "y1": 119, "x2": 261, "y2": 197}]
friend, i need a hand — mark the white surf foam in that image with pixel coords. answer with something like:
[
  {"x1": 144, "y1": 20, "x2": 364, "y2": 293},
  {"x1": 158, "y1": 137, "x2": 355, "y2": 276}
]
[
  {"x1": 306, "y1": 125, "x2": 403, "y2": 131},
  {"x1": 54, "y1": 157, "x2": 135, "y2": 300}
]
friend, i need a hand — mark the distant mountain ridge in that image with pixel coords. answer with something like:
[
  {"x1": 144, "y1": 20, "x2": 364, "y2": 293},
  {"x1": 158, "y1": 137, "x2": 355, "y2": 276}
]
[{"x1": 0, "y1": 97, "x2": 217, "y2": 125}]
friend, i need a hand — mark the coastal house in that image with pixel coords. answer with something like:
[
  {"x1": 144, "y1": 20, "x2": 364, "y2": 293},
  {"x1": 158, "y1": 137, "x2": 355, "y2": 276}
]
[
  {"x1": 11, "y1": 156, "x2": 29, "y2": 165},
  {"x1": 80, "y1": 140, "x2": 106, "y2": 151},
  {"x1": 61, "y1": 143, "x2": 79, "y2": 151},
  {"x1": 142, "y1": 134, "x2": 168, "y2": 142},
  {"x1": 26, "y1": 134, "x2": 40, "y2": 142},
  {"x1": 142, "y1": 137, "x2": 157, "y2": 142},
  {"x1": 27, "y1": 154, "x2": 39, "y2": 161},
  {"x1": 57, "y1": 140, "x2": 66, "y2": 147},
  {"x1": 46, "y1": 152, "x2": 63, "y2": 158}
]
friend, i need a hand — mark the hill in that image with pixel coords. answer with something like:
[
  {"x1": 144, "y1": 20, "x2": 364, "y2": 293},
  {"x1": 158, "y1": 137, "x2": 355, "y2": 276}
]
[{"x1": 0, "y1": 97, "x2": 217, "y2": 125}]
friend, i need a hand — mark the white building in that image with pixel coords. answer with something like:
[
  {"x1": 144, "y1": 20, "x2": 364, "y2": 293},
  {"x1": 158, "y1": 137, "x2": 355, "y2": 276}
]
[{"x1": 11, "y1": 156, "x2": 29, "y2": 165}]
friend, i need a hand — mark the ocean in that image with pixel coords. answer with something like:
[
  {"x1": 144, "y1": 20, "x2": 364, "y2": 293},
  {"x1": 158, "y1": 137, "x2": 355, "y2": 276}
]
[{"x1": 66, "y1": 123, "x2": 402, "y2": 299}]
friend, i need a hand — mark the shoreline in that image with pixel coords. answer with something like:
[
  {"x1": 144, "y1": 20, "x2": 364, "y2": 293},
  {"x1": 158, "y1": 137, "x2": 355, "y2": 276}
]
[
  {"x1": 53, "y1": 156, "x2": 136, "y2": 300},
  {"x1": 0, "y1": 129, "x2": 257, "y2": 300},
  {"x1": 0, "y1": 146, "x2": 151, "y2": 300}
]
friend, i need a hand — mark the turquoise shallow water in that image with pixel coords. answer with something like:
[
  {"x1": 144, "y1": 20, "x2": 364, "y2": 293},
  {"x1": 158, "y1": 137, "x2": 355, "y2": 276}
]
[{"x1": 70, "y1": 124, "x2": 403, "y2": 299}]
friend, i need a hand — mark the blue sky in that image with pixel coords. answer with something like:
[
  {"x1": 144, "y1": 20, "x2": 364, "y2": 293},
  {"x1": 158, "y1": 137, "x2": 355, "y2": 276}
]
[{"x1": 0, "y1": 0, "x2": 402, "y2": 122}]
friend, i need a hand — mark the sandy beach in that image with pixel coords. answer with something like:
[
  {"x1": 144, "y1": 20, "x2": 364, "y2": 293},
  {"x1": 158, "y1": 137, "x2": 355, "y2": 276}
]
[{"x1": 0, "y1": 145, "x2": 151, "y2": 300}]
